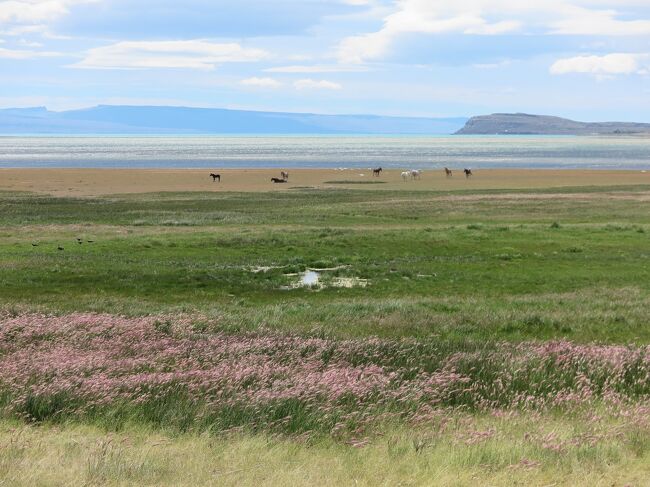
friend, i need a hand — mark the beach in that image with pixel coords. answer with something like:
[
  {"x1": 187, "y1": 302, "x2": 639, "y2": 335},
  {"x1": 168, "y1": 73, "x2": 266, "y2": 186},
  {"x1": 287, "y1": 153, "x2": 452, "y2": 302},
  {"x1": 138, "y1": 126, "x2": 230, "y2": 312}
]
[{"x1": 1, "y1": 168, "x2": 650, "y2": 196}]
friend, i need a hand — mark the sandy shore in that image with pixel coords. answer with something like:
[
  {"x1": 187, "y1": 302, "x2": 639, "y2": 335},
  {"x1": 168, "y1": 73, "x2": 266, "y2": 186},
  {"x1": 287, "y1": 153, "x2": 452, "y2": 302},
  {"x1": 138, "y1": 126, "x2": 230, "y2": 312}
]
[{"x1": 1, "y1": 168, "x2": 649, "y2": 196}]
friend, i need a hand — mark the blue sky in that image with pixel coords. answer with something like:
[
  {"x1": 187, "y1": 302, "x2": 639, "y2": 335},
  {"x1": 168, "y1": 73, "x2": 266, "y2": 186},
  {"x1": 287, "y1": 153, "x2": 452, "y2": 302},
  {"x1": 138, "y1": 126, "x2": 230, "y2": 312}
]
[{"x1": 1, "y1": 0, "x2": 650, "y2": 120}]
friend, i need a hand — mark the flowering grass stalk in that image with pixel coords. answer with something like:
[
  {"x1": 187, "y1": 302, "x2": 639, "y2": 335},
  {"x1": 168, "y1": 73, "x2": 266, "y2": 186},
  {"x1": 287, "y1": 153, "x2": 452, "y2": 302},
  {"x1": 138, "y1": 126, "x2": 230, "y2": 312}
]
[{"x1": 0, "y1": 313, "x2": 647, "y2": 436}]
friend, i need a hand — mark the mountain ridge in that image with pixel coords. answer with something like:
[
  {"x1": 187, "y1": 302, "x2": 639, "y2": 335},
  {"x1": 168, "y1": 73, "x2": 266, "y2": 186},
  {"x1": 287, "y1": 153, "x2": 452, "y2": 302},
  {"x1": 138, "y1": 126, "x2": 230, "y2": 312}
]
[
  {"x1": 0, "y1": 105, "x2": 467, "y2": 135},
  {"x1": 456, "y1": 113, "x2": 650, "y2": 135}
]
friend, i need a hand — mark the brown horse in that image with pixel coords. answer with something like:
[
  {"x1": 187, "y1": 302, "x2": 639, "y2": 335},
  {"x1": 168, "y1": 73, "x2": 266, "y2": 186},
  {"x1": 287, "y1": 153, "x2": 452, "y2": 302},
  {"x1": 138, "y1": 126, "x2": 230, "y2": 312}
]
[
  {"x1": 444, "y1": 167, "x2": 452, "y2": 177},
  {"x1": 210, "y1": 173, "x2": 221, "y2": 182},
  {"x1": 271, "y1": 177, "x2": 287, "y2": 183},
  {"x1": 373, "y1": 167, "x2": 383, "y2": 177},
  {"x1": 464, "y1": 168, "x2": 473, "y2": 178},
  {"x1": 281, "y1": 171, "x2": 289, "y2": 181}
]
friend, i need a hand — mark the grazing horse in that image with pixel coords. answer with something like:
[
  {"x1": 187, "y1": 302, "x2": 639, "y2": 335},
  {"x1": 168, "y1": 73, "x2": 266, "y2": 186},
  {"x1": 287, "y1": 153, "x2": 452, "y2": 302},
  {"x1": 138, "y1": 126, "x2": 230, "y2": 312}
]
[
  {"x1": 444, "y1": 167, "x2": 453, "y2": 177},
  {"x1": 372, "y1": 167, "x2": 383, "y2": 177},
  {"x1": 410, "y1": 169, "x2": 421, "y2": 180},
  {"x1": 464, "y1": 168, "x2": 473, "y2": 178},
  {"x1": 271, "y1": 177, "x2": 287, "y2": 183},
  {"x1": 401, "y1": 171, "x2": 410, "y2": 181},
  {"x1": 281, "y1": 171, "x2": 289, "y2": 181},
  {"x1": 210, "y1": 173, "x2": 221, "y2": 182}
]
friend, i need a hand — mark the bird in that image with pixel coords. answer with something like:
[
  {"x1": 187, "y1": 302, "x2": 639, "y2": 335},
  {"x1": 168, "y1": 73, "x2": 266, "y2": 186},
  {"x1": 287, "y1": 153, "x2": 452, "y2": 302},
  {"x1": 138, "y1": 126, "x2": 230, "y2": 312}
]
[
  {"x1": 87, "y1": 240, "x2": 94, "y2": 243},
  {"x1": 57, "y1": 246, "x2": 64, "y2": 251},
  {"x1": 31, "y1": 242, "x2": 39, "y2": 247}
]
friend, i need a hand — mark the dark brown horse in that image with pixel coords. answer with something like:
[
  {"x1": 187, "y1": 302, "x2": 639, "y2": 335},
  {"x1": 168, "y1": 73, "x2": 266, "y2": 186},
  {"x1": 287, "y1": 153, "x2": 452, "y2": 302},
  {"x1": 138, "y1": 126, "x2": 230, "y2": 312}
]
[
  {"x1": 210, "y1": 173, "x2": 221, "y2": 182},
  {"x1": 271, "y1": 177, "x2": 287, "y2": 183},
  {"x1": 373, "y1": 167, "x2": 383, "y2": 177},
  {"x1": 464, "y1": 168, "x2": 473, "y2": 178},
  {"x1": 444, "y1": 167, "x2": 452, "y2": 177}
]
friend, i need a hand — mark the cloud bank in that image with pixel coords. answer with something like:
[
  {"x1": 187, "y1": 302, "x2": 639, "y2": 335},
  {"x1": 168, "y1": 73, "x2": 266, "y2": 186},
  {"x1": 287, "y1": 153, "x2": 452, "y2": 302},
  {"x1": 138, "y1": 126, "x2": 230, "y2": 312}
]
[
  {"x1": 338, "y1": 0, "x2": 650, "y2": 63},
  {"x1": 550, "y1": 53, "x2": 649, "y2": 76},
  {"x1": 72, "y1": 40, "x2": 268, "y2": 70},
  {"x1": 293, "y1": 78, "x2": 342, "y2": 90}
]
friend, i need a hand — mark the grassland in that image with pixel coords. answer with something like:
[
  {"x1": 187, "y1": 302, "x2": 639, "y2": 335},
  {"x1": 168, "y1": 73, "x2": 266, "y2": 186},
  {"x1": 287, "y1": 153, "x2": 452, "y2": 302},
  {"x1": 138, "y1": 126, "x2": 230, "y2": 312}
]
[
  {"x1": 0, "y1": 411, "x2": 648, "y2": 487},
  {"x1": 2, "y1": 186, "x2": 650, "y2": 342},
  {"x1": 0, "y1": 177, "x2": 649, "y2": 485}
]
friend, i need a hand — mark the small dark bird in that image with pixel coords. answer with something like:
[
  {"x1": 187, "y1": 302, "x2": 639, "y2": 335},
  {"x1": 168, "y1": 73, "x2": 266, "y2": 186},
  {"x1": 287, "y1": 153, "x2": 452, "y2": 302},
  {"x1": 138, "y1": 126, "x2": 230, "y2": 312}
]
[
  {"x1": 57, "y1": 246, "x2": 64, "y2": 251},
  {"x1": 31, "y1": 242, "x2": 39, "y2": 247},
  {"x1": 76, "y1": 237, "x2": 82, "y2": 242},
  {"x1": 87, "y1": 240, "x2": 94, "y2": 243},
  {"x1": 77, "y1": 241, "x2": 83, "y2": 245}
]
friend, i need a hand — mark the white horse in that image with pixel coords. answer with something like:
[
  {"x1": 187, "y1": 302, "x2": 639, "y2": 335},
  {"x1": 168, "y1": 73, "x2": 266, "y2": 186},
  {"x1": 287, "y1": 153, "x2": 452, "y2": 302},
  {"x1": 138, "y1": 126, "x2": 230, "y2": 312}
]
[
  {"x1": 410, "y1": 169, "x2": 421, "y2": 180},
  {"x1": 401, "y1": 171, "x2": 410, "y2": 181}
]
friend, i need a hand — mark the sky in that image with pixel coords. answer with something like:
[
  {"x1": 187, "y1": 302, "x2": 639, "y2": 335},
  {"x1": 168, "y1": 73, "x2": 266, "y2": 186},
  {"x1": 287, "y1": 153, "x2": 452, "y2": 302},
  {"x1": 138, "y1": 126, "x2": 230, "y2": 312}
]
[{"x1": 1, "y1": 0, "x2": 650, "y2": 121}]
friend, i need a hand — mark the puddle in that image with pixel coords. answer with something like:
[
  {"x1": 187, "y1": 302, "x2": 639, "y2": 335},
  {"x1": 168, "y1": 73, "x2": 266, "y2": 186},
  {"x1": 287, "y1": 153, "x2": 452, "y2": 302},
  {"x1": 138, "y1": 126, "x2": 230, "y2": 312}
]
[
  {"x1": 301, "y1": 270, "x2": 320, "y2": 286},
  {"x1": 282, "y1": 269, "x2": 368, "y2": 290},
  {"x1": 251, "y1": 263, "x2": 366, "y2": 290}
]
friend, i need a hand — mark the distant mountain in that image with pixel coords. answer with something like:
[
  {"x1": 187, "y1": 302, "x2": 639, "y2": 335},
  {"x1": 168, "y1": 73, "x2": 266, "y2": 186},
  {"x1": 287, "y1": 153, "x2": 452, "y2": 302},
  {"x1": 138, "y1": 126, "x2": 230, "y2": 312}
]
[
  {"x1": 456, "y1": 113, "x2": 650, "y2": 135},
  {"x1": 0, "y1": 105, "x2": 468, "y2": 135}
]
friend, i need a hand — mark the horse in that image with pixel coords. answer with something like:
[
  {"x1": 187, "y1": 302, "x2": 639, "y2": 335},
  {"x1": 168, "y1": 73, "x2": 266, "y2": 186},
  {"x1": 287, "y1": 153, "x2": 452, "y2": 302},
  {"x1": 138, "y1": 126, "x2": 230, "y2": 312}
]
[
  {"x1": 444, "y1": 167, "x2": 453, "y2": 177},
  {"x1": 464, "y1": 168, "x2": 473, "y2": 178},
  {"x1": 410, "y1": 169, "x2": 421, "y2": 180},
  {"x1": 401, "y1": 171, "x2": 410, "y2": 181},
  {"x1": 271, "y1": 177, "x2": 287, "y2": 183},
  {"x1": 210, "y1": 173, "x2": 221, "y2": 182},
  {"x1": 372, "y1": 167, "x2": 383, "y2": 177},
  {"x1": 281, "y1": 171, "x2": 289, "y2": 181}
]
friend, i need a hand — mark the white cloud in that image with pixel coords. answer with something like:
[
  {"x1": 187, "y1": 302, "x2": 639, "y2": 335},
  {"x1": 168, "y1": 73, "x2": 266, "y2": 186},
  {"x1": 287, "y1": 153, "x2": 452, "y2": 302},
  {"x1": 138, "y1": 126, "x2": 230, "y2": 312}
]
[
  {"x1": 338, "y1": 0, "x2": 650, "y2": 63},
  {"x1": 550, "y1": 5, "x2": 650, "y2": 35},
  {"x1": 294, "y1": 78, "x2": 342, "y2": 90},
  {"x1": 0, "y1": 24, "x2": 47, "y2": 36},
  {"x1": 338, "y1": 0, "x2": 524, "y2": 63},
  {"x1": 550, "y1": 53, "x2": 648, "y2": 75},
  {"x1": 71, "y1": 40, "x2": 268, "y2": 70},
  {"x1": 0, "y1": 46, "x2": 60, "y2": 58},
  {"x1": 240, "y1": 76, "x2": 282, "y2": 88},
  {"x1": 17, "y1": 38, "x2": 44, "y2": 47},
  {"x1": 0, "y1": 0, "x2": 96, "y2": 25}
]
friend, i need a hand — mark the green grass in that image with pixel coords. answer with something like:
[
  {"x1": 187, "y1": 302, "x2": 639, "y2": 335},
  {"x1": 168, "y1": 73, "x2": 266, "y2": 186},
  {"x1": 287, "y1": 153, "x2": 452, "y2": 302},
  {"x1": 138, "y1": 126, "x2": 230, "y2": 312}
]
[{"x1": 1, "y1": 187, "x2": 650, "y2": 343}]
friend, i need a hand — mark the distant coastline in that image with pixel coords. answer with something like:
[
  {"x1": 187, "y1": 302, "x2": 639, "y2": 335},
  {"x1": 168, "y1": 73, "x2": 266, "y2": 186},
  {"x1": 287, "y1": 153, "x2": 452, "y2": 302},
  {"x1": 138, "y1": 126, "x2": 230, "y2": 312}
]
[
  {"x1": 0, "y1": 106, "x2": 466, "y2": 136},
  {"x1": 2, "y1": 106, "x2": 649, "y2": 137},
  {"x1": 456, "y1": 113, "x2": 650, "y2": 136}
]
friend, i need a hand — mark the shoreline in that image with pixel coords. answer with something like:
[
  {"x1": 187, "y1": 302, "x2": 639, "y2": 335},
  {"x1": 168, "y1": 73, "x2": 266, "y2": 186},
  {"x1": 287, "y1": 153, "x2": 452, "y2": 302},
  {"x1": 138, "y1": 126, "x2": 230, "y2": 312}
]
[{"x1": 1, "y1": 167, "x2": 650, "y2": 197}]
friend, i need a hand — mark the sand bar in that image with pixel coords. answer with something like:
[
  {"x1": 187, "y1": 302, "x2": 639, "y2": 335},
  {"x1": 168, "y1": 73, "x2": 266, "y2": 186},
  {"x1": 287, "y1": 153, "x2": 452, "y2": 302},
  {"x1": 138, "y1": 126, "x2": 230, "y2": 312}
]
[{"x1": 1, "y1": 168, "x2": 649, "y2": 197}]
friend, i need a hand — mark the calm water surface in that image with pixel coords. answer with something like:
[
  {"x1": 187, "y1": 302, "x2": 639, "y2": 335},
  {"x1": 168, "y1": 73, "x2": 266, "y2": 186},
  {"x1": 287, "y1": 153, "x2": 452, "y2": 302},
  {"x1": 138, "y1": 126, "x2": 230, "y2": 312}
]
[{"x1": 1, "y1": 135, "x2": 649, "y2": 169}]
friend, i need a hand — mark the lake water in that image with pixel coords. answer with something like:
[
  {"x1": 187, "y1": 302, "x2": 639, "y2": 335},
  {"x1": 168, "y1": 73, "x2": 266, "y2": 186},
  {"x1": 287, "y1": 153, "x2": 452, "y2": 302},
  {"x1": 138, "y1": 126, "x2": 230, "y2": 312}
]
[{"x1": 1, "y1": 135, "x2": 649, "y2": 169}]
